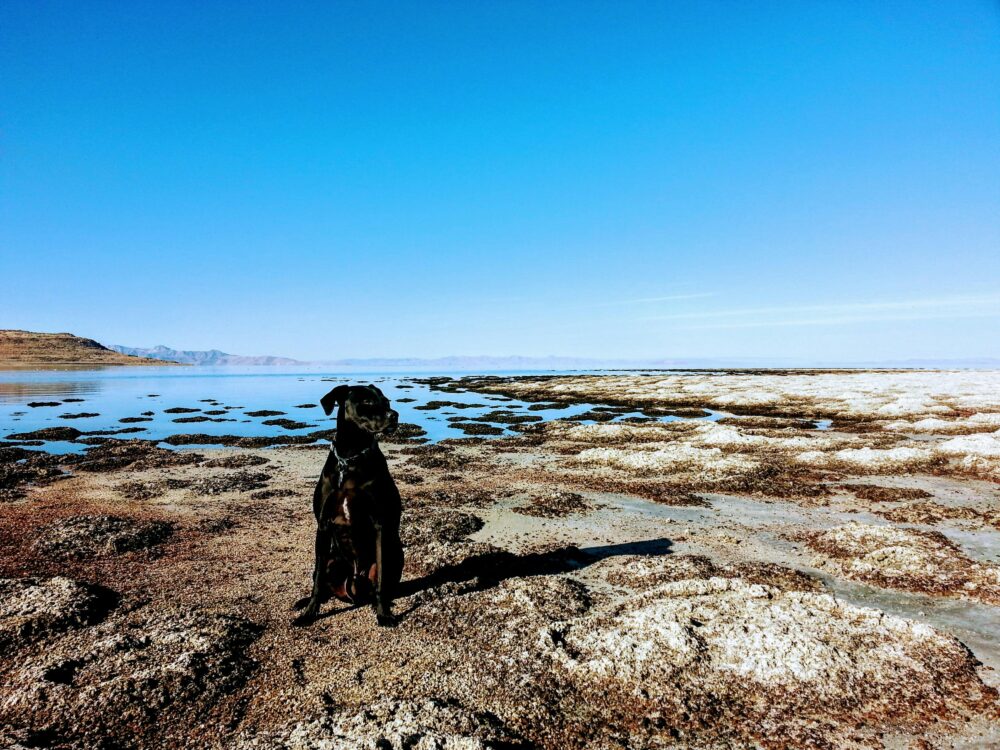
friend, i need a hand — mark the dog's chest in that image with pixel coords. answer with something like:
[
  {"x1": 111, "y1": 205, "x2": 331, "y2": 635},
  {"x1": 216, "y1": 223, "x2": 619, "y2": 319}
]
[{"x1": 331, "y1": 477, "x2": 370, "y2": 527}]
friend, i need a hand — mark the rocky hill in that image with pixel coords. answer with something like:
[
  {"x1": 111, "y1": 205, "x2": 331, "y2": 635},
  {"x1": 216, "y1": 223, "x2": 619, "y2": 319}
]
[
  {"x1": 0, "y1": 331, "x2": 177, "y2": 368},
  {"x1": 109, "y1": 344, "x2": 301, "y2": 366}
]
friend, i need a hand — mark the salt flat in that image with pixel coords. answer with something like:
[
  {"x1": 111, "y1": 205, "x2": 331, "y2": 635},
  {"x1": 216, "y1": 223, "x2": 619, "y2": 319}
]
[{"x1": 2, "y1": 370, "x2": 999, "y2": 749}]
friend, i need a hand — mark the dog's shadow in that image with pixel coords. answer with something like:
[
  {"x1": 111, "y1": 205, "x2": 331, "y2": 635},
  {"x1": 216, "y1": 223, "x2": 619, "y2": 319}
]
[
  {"x1": 394, "y1": 536, "x2": 674, "y2": 617},
  {"x1": 298, "y1": 537, "x2": 673, "y2": 625}
]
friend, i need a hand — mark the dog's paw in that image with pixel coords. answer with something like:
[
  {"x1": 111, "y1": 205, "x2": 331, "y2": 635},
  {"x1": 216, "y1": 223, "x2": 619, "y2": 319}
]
[
  {"x1": 292, "y1": 600, "x2": 320, "y2": 626},
  {"x1": 291, "y1": 595, "x2": 312, "y2": 611},
  {"x1": 376, "y1": 612, "x2": 398, "y2": 628}
]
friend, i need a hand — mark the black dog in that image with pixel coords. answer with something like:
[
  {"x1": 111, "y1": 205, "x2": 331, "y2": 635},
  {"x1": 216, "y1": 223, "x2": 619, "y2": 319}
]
[{"x1": 293, "y1": 384, "x2": 403, "y2": 627}]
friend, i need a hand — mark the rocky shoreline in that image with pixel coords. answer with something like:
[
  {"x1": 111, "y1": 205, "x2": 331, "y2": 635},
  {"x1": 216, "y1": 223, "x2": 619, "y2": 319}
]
[{"x1": 2, "y1": 371, "x2": 1000, "y2": 748}]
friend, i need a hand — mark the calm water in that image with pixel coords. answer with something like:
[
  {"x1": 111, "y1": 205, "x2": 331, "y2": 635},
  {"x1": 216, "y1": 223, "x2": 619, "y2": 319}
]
[{"x1": 0, "y1": 366, "x2": 719, "y2": 453}]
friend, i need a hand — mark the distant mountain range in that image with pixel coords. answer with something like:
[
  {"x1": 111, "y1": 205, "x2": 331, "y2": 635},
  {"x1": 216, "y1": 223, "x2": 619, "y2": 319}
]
[
  {"x1": 110, "y1": 344, "x2": 302, "y2": 366},
  {"x1": 107, "y1": 347, "x2": 1000, "y2": 370},
  {"x1": 314, "y1": 355, "x2": 1000, "y2": 371},
  {"x1": 320, "y1": 355, "x2": 626, "y2": 370},
  {"x1": 5, "y1": 330, "x2": 995, "y2": 371}
]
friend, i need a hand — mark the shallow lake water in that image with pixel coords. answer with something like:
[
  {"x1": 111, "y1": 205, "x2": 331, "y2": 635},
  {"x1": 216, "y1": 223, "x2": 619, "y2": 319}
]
[{"x1": 0, "y1": 366, "x2": 721, "y2": 453}]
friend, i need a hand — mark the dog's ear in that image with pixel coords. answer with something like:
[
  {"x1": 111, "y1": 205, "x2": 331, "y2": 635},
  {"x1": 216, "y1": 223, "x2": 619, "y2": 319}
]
[{"x1": 320, "y1": 385, "x2": 350, "y2": 416}]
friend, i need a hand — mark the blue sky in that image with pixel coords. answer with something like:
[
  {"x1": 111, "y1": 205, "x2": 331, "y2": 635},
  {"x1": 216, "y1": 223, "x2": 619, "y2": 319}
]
[{"x1": 2, "y1": 2, "x2": 998, "y2": 362}]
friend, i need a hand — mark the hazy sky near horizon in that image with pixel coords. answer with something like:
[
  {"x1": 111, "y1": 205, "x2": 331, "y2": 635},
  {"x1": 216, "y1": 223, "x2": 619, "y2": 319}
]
[{"x1": 2, "y1": 2, "x2": 999, "y2": 362}]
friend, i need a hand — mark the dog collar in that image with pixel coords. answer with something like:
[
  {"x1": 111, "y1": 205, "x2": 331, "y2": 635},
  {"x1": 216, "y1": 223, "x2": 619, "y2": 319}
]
[{"x1": 332, "y1": 441, "x2": 376, "y2": 474}]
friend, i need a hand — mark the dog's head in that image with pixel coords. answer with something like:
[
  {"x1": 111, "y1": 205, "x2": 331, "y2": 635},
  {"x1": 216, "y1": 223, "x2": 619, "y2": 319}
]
[{"x1": 320, "y1": 384, "x2": 399, "y2": 436}]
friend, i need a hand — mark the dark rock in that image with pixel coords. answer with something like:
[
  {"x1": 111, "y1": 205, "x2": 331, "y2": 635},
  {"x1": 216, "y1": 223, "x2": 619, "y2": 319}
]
[
  {"x1": 80, "y1": 427, "x2": 146, "y2": 436},
  {"x1": 33, "y1": 515, "x2": 174, "y2": 559},
  {"x1": 412, "y1": 377, "x2": 455, "y2": 388},
  {"x1": 0, "y1": 577, "x2": 118, "y2": 653},
  {"x1": 409, "y1": 487, "x2": 499, "y2": 509},
  {"x1": 173, "y1": 416, "x2": 238, "y2": 424},
  {"x1": 839, "y1": 484, "x2": 934, "y2": 502},
  {"x1": 394, "y1": 470, "x2": 424, "y2": 484},
  {"x1": 58, "y1": 412, "x2": 99, "y2": 420},
  {"x1": 116, "y1": 480, "x2": 166, "y2": 501},
  {"x1": 379, "y1": 422, "x2": 428, "y2": 442},
  {"x1": 249, "y1": 488, "x2": 295, "y2": 500},
  {"x1": 119, "y1": 416, "x2": 152, "y2": 423},
  {"x1": 0, "y1": 450, "x2": 67, "y2": 501},
  {"x1": 414, "y1": 400, "x2": 487, "y2": 411},
  {"x1": 472, "y1": 410, "x2": 542, "y2": 425},
  {"x1": 236, "y1": 698, "x2": 525, "y2": 749},
  {"x1": 203, "y1": 454, "x2": 271, "y2": 469},
  {"x1": 26, "y1": 402, "x2": 61, "y2": 408},
  {"x1": 163, "y1": 429, "x2": 336, "y2": 449},
  {"x1": 651, "y1": 407, "x2": 712, "y2": 418},
  {"x1": 0, "y1": 446, "x2": 36, "y2": 463},
  {"x1": 570, "y1": 409, "x2": 618, "y2": 422},
  {"x1": 512, "y1": 491, "x2": 595, "y2": 518},
  {"x1": 261, "y1": 418, "x2": 315, "y2": 430},
  {"x1": 7, "y1": 427, "x2": 82, "y2": 441},
  {"x1": 69, "y1": 440, "x2": 202, "y2": 473},
  {"x1": 293, "y1": 403, "x2": 317, "y2": 408},
  {"x1": 2, "y1": 610, "x2": 261, "y2": 746},
  {"x1": 245, "y1": 410, "x2": 284, "y2": 417},
  {"x1": 196, "y1": 517, "x2": 238, "y2": 533},
  {"x1": 451, "y1": 422, "x2": 504, "y2": 436},
  {"x1": 403, "y1": 444, "x2": 466, "y2": 471},
  {"x1": 190, "y1": 471, "x2": 271, "y2": 495},
  {"x1": 401, "y1": 510, "x2": 484, "y2": 546}
]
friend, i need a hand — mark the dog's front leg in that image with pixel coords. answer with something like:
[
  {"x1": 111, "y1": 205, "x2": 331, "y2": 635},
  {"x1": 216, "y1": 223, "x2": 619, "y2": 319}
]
[
  {"x1": 373, "y1": 523, "x2": 396, "y2": 627},
  {"x1": 294, "y1": 525, "x2": 330, "y2": 625}
]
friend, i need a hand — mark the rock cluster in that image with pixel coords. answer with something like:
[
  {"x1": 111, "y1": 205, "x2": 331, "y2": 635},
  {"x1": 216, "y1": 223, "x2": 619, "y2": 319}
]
[
  {"x1": 0, "y1": 577, "x2": 116, "y2": 652},
  {"x1": 804, "y1": 522, "x2": 1000, "y2": 604},
  {"x1": 401, "y1": 509, "x2": 493, "y2": 577},
  {"x1": 537, "y1": 565, "x2": 996, "y2": 746},
  {"x1": 2, "y1": 609, "x2": 261, "y2": 747},
  {"x1": 32, "y1": 514, "x2": 173, "y2": 559},
  {"x1": 203, "y1": 454, "x2": 272, "y2": 469},
  {"x1": 512, "y1": 490, "x2": 594, "y2": 518},
  {"x1": 190, "y1": 470, "x2": 272, "y2": 496},
  {"x1": 0, "y1": 448, "x2": 67, "y2": 501},
  {"x1": 70, "y1": 439, "x2": 203, "y2": 473},
  {"x1": 236, "y1": 698, "x2": 525, "y2": 750}
]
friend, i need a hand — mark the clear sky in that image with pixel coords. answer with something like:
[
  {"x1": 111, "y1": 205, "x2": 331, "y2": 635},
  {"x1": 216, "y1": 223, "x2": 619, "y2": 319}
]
[{"x1": 2, "y1": 2, "x2": 998, "y2": 362}]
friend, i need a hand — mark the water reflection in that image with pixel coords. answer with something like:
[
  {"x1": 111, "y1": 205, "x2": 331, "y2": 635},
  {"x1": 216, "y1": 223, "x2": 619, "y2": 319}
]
[{"x1": 0, "y1": 379, "x2": 103, "y2": 402}]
